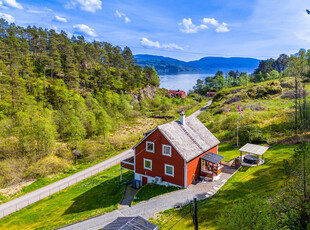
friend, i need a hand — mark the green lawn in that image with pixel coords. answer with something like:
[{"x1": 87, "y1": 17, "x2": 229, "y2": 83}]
[
  {"x1": 132, "y1": 184, "x2": 181, "y2": 205},
  {"x1": 0, "y1": 165, "x2": 133, "y2": 230},
  {"x1": 218, "y1": 143, "x2": 240, "y2": 162},
  {"x1": 151, "y1": 144, "x2": 296, "y2": 229},
  {"x1": 0, "y1": 149, "x2": 121, "y2": 204}
]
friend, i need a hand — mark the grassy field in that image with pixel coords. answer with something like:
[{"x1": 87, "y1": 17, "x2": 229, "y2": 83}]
[
  {"x1": 199, "y1": 78, "x2": 300, "y2": 142},
  {"x1": 151, "y1": 144, "x2": 296, "y2": 229},
  {"x1": 218, "y1": 143, "x2": 241, "y2": 162},
  {"x1": 132, "y1": 184, "x2": 181, "y2": 205},
  {"x1": 0, "y1": 165, "x2": 133, "y2": 230}
]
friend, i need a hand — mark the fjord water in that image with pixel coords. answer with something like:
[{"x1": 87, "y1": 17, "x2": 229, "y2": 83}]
[{"x1": 159, "y1": 73, "x2": 213, "y2": 93}]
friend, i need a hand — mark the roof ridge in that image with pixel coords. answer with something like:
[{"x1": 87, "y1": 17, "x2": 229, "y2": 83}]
[{"x1": 178, "y1": 122, "x2": 205, "y2": 152}]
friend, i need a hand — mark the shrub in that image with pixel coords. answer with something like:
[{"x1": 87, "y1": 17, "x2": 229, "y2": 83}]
[
  {"x1": 0, "y1": 158, "x2": 27, "y2": 187},
  {"x1": 27, "y1": 155, "x2": 70, "y2": 178},
  {"x1": 80, "y1": 140, "x2": 106, "y2": 161},
  {"x1": 239, "y1": 125, "x2": 264, "y2": 145}
]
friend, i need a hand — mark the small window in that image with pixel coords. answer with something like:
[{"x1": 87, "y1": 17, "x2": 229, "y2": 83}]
[
  {"x1": 165, "y1": 164, "x2": 174, "y2": 177},
  {"x1": 144, "y1": 159, "x2": 152, "y2": 170},
  {"x1": 162, "y1": 144, "x2": 172, "y2": 157},
  {"x1": 146, "y1": 141, "x2": 155, "y2": 153}
]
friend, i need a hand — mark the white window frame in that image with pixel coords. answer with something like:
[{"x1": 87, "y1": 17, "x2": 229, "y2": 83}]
[
  {"x1": 165, "y1": 164, "x2": 174, "y2": 177},
  {"x1": 144, "y1": 159, "x2": 152, "y2": 170},
  {"x1": 162, "y1": 144, "x2": 172, "y2": 157},
  {"x1": 146, "y1": 141, "x2": 155, "y2": 153}
]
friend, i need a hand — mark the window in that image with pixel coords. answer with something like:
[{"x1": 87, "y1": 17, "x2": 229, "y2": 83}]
[
  {"x1": 165, "y1": 164, "x2": 174, "y2": 177},
  {"x1": 162, "y1": 144, "x2": 172, "y2": 157},
  {"x1": 144, "y1": 159, "x2": 152, "y2": 170},
  {"x1": 146, "y1": 141, "x2": 155, "y2": 153}
]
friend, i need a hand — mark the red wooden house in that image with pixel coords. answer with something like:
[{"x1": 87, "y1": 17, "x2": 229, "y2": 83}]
[
  {"x1": 206, "y1": 92, "x2": 217, "y2": 98},
  {"x1": 166, "y1": 90, "x2": 186, "y2": 98},
  {"x1": 121, "y1": 112, "x2": 224, "y2": 188}
]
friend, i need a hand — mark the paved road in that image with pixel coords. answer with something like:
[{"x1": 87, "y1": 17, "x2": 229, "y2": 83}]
[
  {"x1": 0, "y1": 148, "x2": 134, "y2": 219},
  {"x1": 190, "y1": 100, "x2": 212, "y2": 117},
  {"x1": 61, "y1": 166, "x2": 237, "y2": 230}
]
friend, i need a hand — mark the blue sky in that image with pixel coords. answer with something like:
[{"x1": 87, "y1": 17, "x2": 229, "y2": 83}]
[{"x1": 0, "y1": 0, "x2": 310, "y2": 61}]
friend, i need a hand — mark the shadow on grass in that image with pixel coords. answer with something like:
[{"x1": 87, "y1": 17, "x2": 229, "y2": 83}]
[
  {"x1": 63, "y1": 172, "x2": 132, "y2": 215},
  {"x1": 157, "y1": 146, "x2": 297, "y2": 229}
]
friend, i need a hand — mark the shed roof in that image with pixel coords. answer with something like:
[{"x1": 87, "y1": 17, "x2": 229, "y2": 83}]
[
  {"x1": 134, "y1": 115, "x2": 220, "y2": 162},
  {"x1": 201, "y1": 152, "x2": 224, "y2": 164},
  {"x1": 102, "y1": 216, "x2": 158, "y2": 230},
  {"x1": 239, "y1": 143, "x2": 269, "y2": 156}
]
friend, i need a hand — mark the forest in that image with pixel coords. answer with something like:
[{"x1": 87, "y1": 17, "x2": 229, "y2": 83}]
[
  {"x1": 0, "y1": 19, "x2": 182, "y2": 188},
  {"x1": 192, "y1": 53, "x2": 290, "y2": 94}
]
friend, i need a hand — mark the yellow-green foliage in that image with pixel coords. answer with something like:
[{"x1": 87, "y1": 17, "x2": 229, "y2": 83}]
[
  {"x1": 0, "y1": 158, "x2": 27, "y2": 187},
  {"x1": 199, "y1": 78, "x2": 296, "y2": 141},
  {"x1": 26, "y1": 155, "x2": 70, "y2": 178}
]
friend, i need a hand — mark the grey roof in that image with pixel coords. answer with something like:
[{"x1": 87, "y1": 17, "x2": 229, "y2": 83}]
[
  {"x1": 157, "y1": 115, "x2": 220, "y2": 162},
  {"x1": 201, "y1": 152, "x2": 224, "y2": 164},
  {"x1": 239, "y1": 143, "x2": 269, "y2": 156},
  {"x1": 102, "y1": 216, "x2": 158, "y2": 230}
]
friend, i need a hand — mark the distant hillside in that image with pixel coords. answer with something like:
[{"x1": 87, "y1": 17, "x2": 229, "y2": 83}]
[
  {"x1": 134, "y1": 54, "x2": 261, "y2": 75},
  {"x1": 134, "y1": 55, "x2": 198, "y2": 74}
]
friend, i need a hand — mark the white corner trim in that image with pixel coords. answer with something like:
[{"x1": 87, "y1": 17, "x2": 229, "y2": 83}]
[{"x1": 184, "y1": 161, "x2": 187, "y2": 187}]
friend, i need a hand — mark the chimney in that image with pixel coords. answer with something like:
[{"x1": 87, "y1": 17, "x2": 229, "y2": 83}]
[{"x1": 180, "y1": 111, "x2": 185, "y2": 125}]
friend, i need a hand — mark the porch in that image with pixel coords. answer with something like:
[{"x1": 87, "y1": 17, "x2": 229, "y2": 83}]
[
  {"x1": 120, "y1": 156, "x2": 134, "y2": 182},
  {"x1": 200, "y1": 152, "x2": 225, "y2": 181}
]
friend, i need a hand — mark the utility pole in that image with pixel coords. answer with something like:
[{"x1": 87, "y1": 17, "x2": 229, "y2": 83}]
[{"x1": 193, "y1": 196, "x2": 198, "y2": 230}]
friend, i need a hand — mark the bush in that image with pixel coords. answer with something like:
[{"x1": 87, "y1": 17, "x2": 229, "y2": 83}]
[
  {"x1": 80, "y1": 140, "x2": 106, "y2": 161},
  {"x1": 0, "y1": 158, "x2": 27, "y2": 187},
  {"x1": 27, "y1": 155, "x2": 70, "y2": 178},
  {"x1": 239, "y1": 125, "x2": 264, "y2": 145}
]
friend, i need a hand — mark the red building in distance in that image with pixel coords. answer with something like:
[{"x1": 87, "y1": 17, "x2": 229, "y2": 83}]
[{"x1": 166, "y1": 90, "x2": 186, "y2": 98}]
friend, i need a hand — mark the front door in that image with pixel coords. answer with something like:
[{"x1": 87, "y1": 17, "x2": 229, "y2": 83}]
[{"x1": 142, "y1": 176, "x2": 148, "y2": 185}]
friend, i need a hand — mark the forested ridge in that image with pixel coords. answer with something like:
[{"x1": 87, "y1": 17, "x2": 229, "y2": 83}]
[{"x1": 0, "y1": 19, "x2": 160, "y2": 187}]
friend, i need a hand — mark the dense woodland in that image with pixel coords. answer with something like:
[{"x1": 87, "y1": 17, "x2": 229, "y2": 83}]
[{"x1": 0, "y1": 19, "x2": 166, "y2": 186}]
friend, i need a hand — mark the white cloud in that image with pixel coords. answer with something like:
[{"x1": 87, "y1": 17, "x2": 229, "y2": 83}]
[
  {"x1": 115, "y1": 10, "x2": 131, "y2": 23},
  {"x1": 216, "y1": 22, "x2": 229, "y2": 32},
  {"x1": 65, "y1": 0, "x2": 101, "y2": 13},
  {"x1": 0, "y1": 12, "x2": 14, "y2": 23},
  {"x1": 0, "y1": 1, "x2": 8, "y2": 9},
  {"x1": 3, "y1": 0, "x2": 22, "y2": 9},
  {"x1": 141, "y1": 37, "x2": 160, "y2": 48},
  {"x1": 115, "y1": 10, "x2": 123, "y2": 18},
  {"x1": 178, "y1": 18, "x2": 207, "y2": 34},
  {"x1": 202, "y1": 18, "x2": 219, "y2": 26},
  {"x1": 179, "y1": 17, "x2": 229, "y2": 33},
  {"x1": 73, "y1": 24, "x2": 97, "y2": 37},
  {"x1": 141, "y1": 37, "x2": 183, "y2": 50},
  {"x1": 55, "y1": 15, "x2": 67, "y2": 23},
  {"x1": 124, "y1": 16, "x2": 130, "y2": 23}
]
